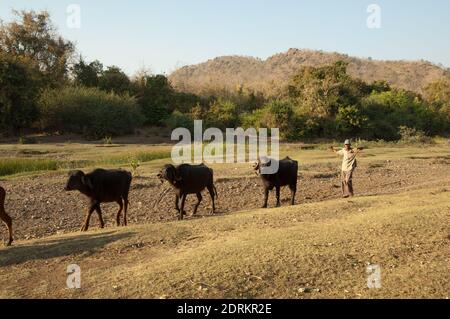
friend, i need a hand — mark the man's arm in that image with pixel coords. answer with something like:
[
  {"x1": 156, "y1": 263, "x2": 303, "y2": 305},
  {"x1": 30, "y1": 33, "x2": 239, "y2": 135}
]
[
  {"x1": 330, "y1": 146, "x2": 344, "y2": 156},
  {"x1": 354, "y1": 147, "x2": 364, "y2": 155}
]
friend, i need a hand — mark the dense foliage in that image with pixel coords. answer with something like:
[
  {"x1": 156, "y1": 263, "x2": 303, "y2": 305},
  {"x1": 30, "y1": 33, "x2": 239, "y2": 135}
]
[
  {"x1": 0, "y1": 52, "x2": 42, "y2": 134},
  {"x1": 38, "y1": 87, "x2": 144, "y2": 139},
  {"x1": 0, "y1": 10, "x2": 449, "y2": 141}
]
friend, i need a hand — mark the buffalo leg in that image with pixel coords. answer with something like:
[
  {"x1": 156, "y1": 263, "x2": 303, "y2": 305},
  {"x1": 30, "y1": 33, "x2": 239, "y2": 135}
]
[
  {"x1": 207, "y1": 185, "x2": 215, "y2": 214},
  {"x1": 123, "y1": 198, "x2": 128, "y2": 226},
  {"x1": 179, "y1": 194, "x2": 187, "y2": 220},
  {"x1": 1, "y1": 213, "x2": 13, "y2": 246},
  {"x1": 116, "y1": 200, "x2": 123, "y2": 226},
  {"x1": 193, "y1": 192, "x2": 202, "y2": 215},
  {"x1": 174, "y1": 194, "x2": 180, "y2": 213},
  {"x1": 81, "y1": 205, "x2": 96, "y2": 231},
  {"x1": 174, "y1": 194, "x2": 186, "y2": 217},
  {"x1": 0, "y1": 188, "x2": 13, "y2": 246},
  {"x1": 289, "y1": 184, "x2": 296, "y2": 205},
  {"x1": 275, "y1": 186, "x2": 281, "y2": 207},
  {"x1": 262, "y1": 188, "x2": 269, "y2": 208},
  {"x1": 94, "y1": 204, "x2": 105, "y2": 228}
]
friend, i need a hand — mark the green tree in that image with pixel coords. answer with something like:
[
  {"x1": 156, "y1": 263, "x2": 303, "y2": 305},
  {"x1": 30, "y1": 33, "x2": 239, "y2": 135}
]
[
  {"x1": 98, "y1": 66, "x2": 131, "y2": 95},
  {"x1": 424, "y1": 78, "x2": 450, "y2": 114},
  {"x1": 335, "y1": 105, "x2": 368, "y2": 136},
  {"x1": 0, "y1": 52, "x2": 42, "y2": 134},
  {"x1": 206, "y1": 99, "x2": 239, "y2": 129},
  {"x1": 361, "y1": 89, "x2": 441, "y2": 139},
  {"x1": 286, "y1": 61, "x2": 371, "y2": 137},
  {"x1": 38, "y1": 86, "x2": 144, "y2": 139},
  {"x1": 132, "y1": 74, "x2": 174, "y2": 125},
  {"x1": 71, "y1": 57, "x2": 103, "y2": 87},
  {"x1": 164, "y1": 110, "x2": 194, "y2": 131},
  {"x1": 0, "y1": 10, "x2": 74, "y2": 86},
  {"x1": 261, "y1": 100, "x2": 293, "y2": 129},
  {"x1": 287, "y1": 61, "x2": 355, "y2": 117}
]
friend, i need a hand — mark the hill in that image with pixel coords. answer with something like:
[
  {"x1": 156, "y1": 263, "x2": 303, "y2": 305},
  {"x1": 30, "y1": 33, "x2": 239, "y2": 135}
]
[{"x1": 169, "y1": 49, "x2": 450, "y2": 96}]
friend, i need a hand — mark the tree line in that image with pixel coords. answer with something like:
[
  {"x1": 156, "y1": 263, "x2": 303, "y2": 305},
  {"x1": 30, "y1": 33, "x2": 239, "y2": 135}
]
[{"x1": 1, "y1": 10, "x2": 449, "y2": 141}]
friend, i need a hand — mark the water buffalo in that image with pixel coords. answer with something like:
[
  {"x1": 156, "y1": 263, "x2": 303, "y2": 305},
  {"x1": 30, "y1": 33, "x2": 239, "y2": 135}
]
[
  {"x1": 64, "y1": 169, "x2": 132, "y2": 231},
  {"x1": 157, "y1": 163, "x2": 217, "y2": 220},
  {"x1": 0, "y1": 186, "x2": 13, "y2": 246},
  {"x1": 254, "y1": 156, "x2": 298, "y2": 208}
]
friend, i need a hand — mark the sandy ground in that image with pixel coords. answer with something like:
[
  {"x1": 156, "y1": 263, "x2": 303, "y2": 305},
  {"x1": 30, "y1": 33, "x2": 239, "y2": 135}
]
[{"x1": 1, "y1": 156, "x2": 450, "y2": 242}]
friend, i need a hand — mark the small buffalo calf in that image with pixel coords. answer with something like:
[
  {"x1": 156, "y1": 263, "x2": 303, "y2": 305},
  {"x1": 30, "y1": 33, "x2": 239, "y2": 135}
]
[
  {"x1": 157, "y1": 163, "x2": 217, "y2": 220},
  {"x1": 0, "y1": 186, "x2": 13, "y2": 246},
  {"x1": 254, "y1": 156, "x2": 298, "y2": 208},
  {"x1": 65, "y1": 169, "x2": 132, "y2": 231}
]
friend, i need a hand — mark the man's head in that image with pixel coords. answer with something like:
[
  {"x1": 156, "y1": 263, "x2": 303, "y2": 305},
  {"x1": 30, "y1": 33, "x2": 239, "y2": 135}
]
[{"x1": 344, "y1": 139, "x2": 351, "y2": 150}]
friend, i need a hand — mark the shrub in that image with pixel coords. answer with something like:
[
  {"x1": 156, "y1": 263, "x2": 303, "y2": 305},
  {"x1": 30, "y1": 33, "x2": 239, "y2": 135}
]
[
  {"x1": 293, "y1": 115, "x2": 322, "y2": 139},
  {"x1": 164, "y1": 110, "x2": 194, "y2": 131},
  {"x1": 398, "y1": 126, "x2": 434, "y2": 144},
  {"x1": 335, "y1": 105, "x2": 368, "y2": 136},
  {"x1": 129, "y1": 158, "x2": 140, "y2": 176},
  {"x1": 360, "y1": 90, "x2": 440, "y2": 140},
  {"x1": 239, "y1": 109, "x2": 265, "y2": 129},
  {"x1": 18, "y1": 136, "x2": 38, "y2": 144},
  {"x1": 132, "y1": 74, "x2": 173, "y2": 125},
  {"x1": 102, "y1": 136, "x2": 113, "y2": 145},
  {"x1": 38, "y1": 86, "x2": 144, "y2": 139},
  {"x1": 206, "y1": 99, "x2": 239, "y2": 129}
]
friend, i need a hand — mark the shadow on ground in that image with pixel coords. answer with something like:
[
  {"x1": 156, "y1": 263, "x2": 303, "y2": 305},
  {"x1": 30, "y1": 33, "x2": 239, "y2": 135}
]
[{"x1": 0, "y1": 231, "x2": 134, "y2": 267}]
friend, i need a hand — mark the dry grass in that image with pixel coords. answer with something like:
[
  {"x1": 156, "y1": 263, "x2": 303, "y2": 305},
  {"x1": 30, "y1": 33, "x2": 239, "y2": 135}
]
[
  {"x1": 0, "y1": 139, "x2": 449, "y2": 298},
  {"x1": 0, "y1": 185, "x2": 448, "y2": 298}
]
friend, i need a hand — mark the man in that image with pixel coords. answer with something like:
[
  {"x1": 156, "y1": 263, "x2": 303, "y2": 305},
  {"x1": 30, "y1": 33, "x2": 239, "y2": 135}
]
[{"x1": 330, "y1": 139, "x2": 363, "y2": 198}]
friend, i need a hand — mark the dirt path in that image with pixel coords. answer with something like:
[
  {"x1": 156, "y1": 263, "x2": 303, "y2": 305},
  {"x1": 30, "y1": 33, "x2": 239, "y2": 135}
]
[{"x1": 1, "y1": 157, "x2": 450, "y2": 241}]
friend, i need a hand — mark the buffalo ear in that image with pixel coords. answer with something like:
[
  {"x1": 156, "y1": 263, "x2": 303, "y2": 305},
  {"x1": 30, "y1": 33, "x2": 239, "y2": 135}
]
[
  {"x1": 167, "y1": 165, "x2": 182, "y2": 182},
  {"x1": 81, "y1": 175, "x2": 94, "y2": 189},
  {"x1": 261, "y1": 158, "x2": 271, "y2": 167}
]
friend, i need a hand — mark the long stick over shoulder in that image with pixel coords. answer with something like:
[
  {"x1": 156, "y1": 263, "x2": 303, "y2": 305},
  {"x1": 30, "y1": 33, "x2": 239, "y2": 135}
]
[{"x1": 153, "y1": 187, "x2": 171, "y2": 211}]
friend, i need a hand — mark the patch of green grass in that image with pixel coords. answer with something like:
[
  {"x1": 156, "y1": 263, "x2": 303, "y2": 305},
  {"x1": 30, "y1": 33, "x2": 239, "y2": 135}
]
[
  {"x1": 98, "y1": 151, "x2": 171, "y2": 166},
  {"x1": 17, "y1": 136, "x2": 38, "y2": 145},
  {"x1": 0, "y1": 157, "x2": 59, "y2": 177},
  {"x1": 0, "y1": 150, "x2": 172, "y2": 178},
  {"x1": 135, "y1": 151, "x2": 171, "y2": 163}
]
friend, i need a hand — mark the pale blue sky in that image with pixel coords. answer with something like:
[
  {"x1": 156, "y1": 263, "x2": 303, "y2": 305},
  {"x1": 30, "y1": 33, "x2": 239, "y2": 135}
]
[{"x1": 1, "y1": 0, "x2": 449, "y2": 75}]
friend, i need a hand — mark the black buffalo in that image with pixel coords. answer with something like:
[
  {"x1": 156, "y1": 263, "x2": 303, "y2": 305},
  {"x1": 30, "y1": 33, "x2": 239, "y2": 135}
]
[
  {"x1": 64, "y1": 169, "x2": 132, "y2": 231},
  {"x1": 254, "y1": 156, "x2": 298, "y2": 208},
  {"x1": 157, "y1": 163, "x2": 217, "y2": 220},
  {"x1": 0, "y1": 186, "x2": 13, "y2": 246}
]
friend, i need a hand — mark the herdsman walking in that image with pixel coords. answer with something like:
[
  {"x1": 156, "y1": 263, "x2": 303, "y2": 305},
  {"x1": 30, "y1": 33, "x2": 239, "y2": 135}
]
[{"x1": 330, "y1": 140, "x2": 363, "y2": 198}]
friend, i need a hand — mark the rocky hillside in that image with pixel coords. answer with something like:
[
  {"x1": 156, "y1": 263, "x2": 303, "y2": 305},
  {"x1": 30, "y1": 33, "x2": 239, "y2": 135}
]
[{"x1": 169, "y1": 49, "x2": 449, "y2": 96}]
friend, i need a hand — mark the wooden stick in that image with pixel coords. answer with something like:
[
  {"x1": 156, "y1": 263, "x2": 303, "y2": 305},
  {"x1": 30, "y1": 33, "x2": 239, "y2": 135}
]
[{"x1": 153, "y1": 187, "x2": 171, "y2": 211}]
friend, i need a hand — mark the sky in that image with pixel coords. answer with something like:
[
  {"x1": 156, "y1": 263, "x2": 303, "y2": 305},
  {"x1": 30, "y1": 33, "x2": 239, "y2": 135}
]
[{"x1": 1, "y1": 0, "x2": 449, "y2": 75}]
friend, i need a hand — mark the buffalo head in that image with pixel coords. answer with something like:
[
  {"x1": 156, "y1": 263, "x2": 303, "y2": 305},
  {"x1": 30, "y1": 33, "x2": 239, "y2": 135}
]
[
  {"x1": 64, "y1": 170, "x2": 93, "y2": 191},
  {"x1": 157, "y1": 164, "x2": 181, "y2": 185},
  {"x1": 253, "y1": 156, "x2": 272, "y2": 174}
]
